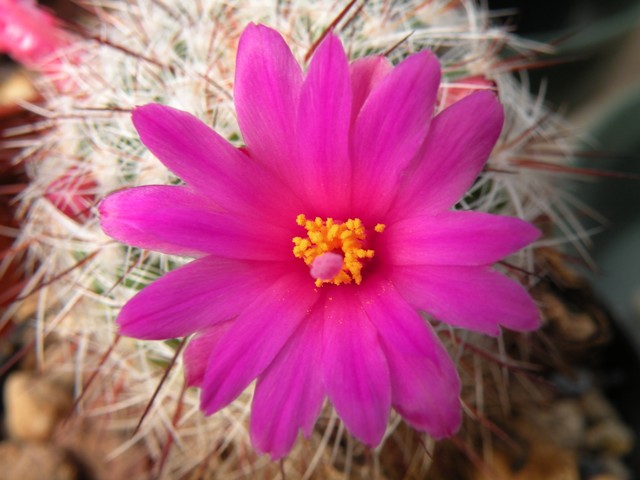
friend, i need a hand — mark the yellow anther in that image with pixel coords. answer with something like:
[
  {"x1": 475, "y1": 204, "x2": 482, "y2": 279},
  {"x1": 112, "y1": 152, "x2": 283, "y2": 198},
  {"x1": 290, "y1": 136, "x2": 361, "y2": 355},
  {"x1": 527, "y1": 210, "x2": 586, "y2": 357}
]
[{"x1": 292, "y1": 214, "x2": 385, "y2": 286}]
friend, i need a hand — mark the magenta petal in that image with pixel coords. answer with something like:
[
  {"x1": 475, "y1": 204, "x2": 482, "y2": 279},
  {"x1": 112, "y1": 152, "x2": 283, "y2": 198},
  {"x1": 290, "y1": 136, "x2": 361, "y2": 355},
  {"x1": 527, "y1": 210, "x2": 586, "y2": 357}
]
[
  {"x1": 383, "y1": 211, "x2": 540, "y2": 266},
  {"x1": 322, "y1": 289, "x2": 391, "y2": 446},
  {"x1": 359, "y1": 276, "x2": 437, "y2": 356},
  {"x1": 351, "y1": 51, "x2": 441, "y2": 220},
  {"x1": 132, "y1": 104, "x2": 292, "y2": 218},
  {"x1": 184, "y1": 321, "x2": 233, "y2": 387},
  {"x1": 391, "y1": 90, "x2": 504, "y2": 218},
  {"x1": 250, "y1": 309, "x2": 324, "y2": 459},
  {"x1": 358, "y1": 277, "x2": 461, "y2": 436},
  {"x1": 200, "y1": 271, "x2": 318, "y2": 414},
  {"x1": 99, "y1": 186, "x2": 291, "y2": 260},
  {"x1": 382, "y1": 329, "x2": 461, "y2": 437},
  {"x1": 393, "y1": 265, "x2": 540, "y2": 335},
  {"x1": 296, "y1": 34, "x2": 352, "y2": 216},
  {"x1": 349, "y1": 56, "x2": 392, "y2": 127},
  {"x1": 234, "y1": 24, "x2": 303, "y2": 184},
  {"x1": 117, "y1": 257, "x2": 280, "y2": 340}
]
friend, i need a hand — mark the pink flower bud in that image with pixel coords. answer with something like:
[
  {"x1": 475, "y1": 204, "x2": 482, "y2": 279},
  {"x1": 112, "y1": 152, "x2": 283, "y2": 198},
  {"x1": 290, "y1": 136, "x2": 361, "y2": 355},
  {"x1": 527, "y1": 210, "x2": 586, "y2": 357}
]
[
  {"x1": 0, "y1": 0, "x2": 68, "y2": 68},
  {"x1": 45, "y1": 168, "x2": 97, "y2": 222},
  {"x1": 438, "y1": 75, "x2": 496, "y2": 111}
]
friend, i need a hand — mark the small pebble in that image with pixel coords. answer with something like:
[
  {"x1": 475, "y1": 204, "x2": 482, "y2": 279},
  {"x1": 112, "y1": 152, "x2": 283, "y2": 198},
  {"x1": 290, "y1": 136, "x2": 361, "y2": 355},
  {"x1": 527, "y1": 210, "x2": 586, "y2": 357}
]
[
  {"x1": 0, "y1": 441, "x2": 79, "y2": 480},
  {"x1": 581, "y1": 390, "x2": 619, "y2": 422},
  {"x1": 474, "y1": 444, "x2": 579, "y2": 480},
  {"x1": 522, "y1": 400, "x2": 586, "y2": 449},
  {"x1": 4, "y1": 370, "x2": 73, "y2": 442},
  {"x1": 584, "y1": 420, "x2": 635, "y2": 456}
]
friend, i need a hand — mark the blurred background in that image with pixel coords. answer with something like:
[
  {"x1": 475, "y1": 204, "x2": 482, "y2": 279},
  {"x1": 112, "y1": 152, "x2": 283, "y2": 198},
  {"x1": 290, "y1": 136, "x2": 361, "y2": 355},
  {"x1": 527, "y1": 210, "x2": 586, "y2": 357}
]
[
  {"x1": 486, "y1": 0, "x2": 640, "y2": 349},
  {"x1": 489, "y1": 1, "x2": 640, "y2": 474},
  {"x1": 1, "y1": 0, "x2": 639, "y2": 478}
]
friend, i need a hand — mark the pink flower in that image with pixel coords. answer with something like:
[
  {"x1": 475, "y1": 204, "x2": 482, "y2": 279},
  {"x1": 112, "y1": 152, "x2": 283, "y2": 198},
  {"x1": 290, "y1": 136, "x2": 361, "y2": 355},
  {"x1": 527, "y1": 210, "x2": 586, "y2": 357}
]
[
  {"x1": 0, "y1": 0, "x2": 68, "y2": 68},
  {"x1": 99, "y1": 24, "x2": 540, "y2": 459}
]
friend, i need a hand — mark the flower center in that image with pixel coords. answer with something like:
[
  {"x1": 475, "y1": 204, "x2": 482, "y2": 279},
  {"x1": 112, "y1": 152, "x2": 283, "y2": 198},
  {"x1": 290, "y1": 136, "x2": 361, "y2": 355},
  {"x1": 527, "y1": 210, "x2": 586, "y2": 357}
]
[{"x1": 292, "y1": 214, "x2": 385, "y2": 287}]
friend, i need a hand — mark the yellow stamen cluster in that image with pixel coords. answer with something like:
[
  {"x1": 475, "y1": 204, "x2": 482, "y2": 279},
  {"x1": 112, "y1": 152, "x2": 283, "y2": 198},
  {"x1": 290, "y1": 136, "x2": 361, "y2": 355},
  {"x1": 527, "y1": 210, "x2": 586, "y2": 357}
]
[{"x1": 292, "y1": 214, "x2": 385, "y2": 287}]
